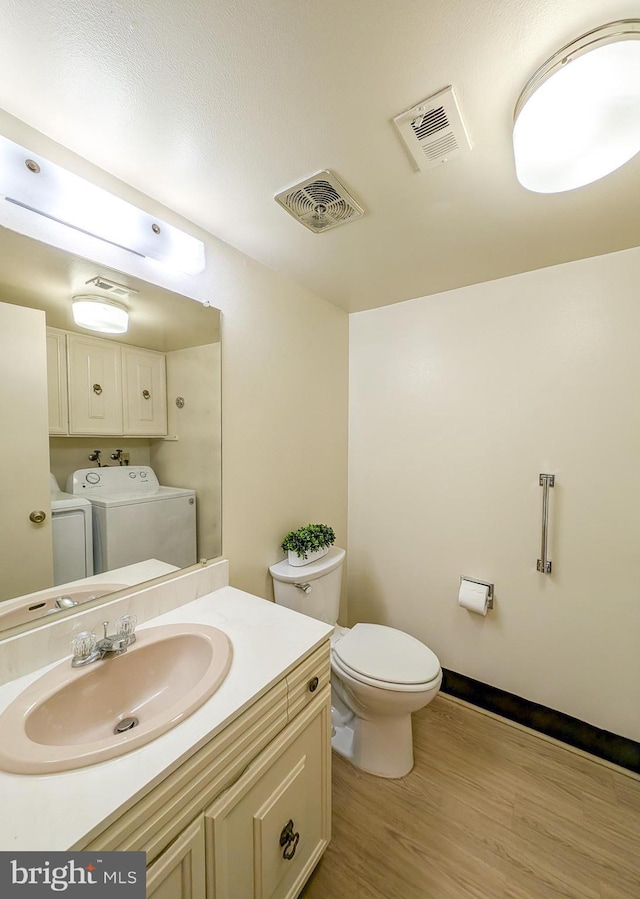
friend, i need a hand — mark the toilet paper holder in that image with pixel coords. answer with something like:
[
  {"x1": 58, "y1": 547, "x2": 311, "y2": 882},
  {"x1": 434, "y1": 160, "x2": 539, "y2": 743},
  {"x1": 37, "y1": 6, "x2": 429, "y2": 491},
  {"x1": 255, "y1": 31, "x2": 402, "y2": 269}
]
[{"x1": 460, "y1": 576, "x2": 494, "y2": 610}]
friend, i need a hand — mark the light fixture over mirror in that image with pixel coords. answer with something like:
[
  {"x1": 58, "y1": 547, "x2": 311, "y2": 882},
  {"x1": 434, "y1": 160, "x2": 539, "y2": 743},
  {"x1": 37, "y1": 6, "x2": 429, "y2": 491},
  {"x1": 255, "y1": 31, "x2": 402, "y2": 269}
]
[
  {"x1": 513, "y1": 20, "x2": 640, "y2": 193},
  {"x1": 72, "y1": 296, "x2": 129, "y2": 334},
  {"x1": 0, "y1": 134, "x2": 206, "y2": 274}
]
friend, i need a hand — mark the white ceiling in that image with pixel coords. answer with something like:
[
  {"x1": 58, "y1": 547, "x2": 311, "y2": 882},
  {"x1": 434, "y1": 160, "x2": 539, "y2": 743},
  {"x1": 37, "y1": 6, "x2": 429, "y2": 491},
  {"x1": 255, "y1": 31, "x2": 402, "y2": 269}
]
[{"x1": 0, "y1": 0, "x2": 639, "y2": 313}]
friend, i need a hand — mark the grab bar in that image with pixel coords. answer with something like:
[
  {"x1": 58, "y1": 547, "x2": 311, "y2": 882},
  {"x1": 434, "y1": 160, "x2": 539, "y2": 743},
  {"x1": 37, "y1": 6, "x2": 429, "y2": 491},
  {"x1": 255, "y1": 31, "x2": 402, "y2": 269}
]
[{"x1": 536, "y1": 473, "x2": 555, "y2": 573}]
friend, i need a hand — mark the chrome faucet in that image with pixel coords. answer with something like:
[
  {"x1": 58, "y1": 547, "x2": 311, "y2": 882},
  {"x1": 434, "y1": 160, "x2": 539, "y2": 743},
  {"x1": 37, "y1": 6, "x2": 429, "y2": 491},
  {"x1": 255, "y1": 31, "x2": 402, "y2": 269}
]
[
  {"x1": 71, "y1": 616, "x2": 137, "y2": 668},
  {"x1": 55, "y1": 596, "x2": 78, "y2": 610}
]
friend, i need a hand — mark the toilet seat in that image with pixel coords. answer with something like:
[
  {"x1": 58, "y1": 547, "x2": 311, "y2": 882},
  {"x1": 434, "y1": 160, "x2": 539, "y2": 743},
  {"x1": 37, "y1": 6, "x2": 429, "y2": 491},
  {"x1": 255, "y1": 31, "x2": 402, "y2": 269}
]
[
  {"x1": 332, "y1": 623, "x2": 441, "y2": 692},
  {"x1": 332, "y1": 653, "x2": 442, "y2": 693}
]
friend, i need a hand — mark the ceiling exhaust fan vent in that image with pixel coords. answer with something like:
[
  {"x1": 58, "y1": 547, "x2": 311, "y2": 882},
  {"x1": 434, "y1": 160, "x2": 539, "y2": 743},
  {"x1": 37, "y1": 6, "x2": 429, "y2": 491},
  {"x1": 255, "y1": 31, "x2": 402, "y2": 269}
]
[
  {"x1": 393, "y1": 86, "x2": 471, "y2": 172},
  {"x1": 85, "y1": 276, "x2": 138, "y2": 299},
  {"x1": 275, "y1": 171, "x2": 364, "y2": 233}
]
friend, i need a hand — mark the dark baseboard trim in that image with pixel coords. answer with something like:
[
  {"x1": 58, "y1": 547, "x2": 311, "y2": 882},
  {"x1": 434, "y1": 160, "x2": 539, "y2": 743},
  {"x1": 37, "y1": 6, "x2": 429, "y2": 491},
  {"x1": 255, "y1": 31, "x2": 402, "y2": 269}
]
[{"x1": 441, "y1": 668, "x2": 640, "y2": 775}]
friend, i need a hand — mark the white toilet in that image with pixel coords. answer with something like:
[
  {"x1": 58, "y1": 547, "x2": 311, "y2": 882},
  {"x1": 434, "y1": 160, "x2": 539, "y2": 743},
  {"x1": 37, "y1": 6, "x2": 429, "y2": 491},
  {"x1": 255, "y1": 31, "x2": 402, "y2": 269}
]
[{"x1": 269, "y1": 546, "x2": 442, "y2": 778}]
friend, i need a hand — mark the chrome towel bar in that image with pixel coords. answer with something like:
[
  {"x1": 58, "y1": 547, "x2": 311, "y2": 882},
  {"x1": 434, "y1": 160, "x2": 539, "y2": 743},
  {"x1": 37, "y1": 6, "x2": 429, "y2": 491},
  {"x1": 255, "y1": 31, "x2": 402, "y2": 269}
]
[{"x1": 537, "y1": 473, "x2": 555, "y2": 574}]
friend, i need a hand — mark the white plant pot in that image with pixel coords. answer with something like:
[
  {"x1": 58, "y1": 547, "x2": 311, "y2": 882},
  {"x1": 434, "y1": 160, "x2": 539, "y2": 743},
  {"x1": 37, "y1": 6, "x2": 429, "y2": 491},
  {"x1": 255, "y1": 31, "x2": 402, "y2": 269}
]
[{"x1": 287, "y1": 546, "x2": 329, "y2": 567}]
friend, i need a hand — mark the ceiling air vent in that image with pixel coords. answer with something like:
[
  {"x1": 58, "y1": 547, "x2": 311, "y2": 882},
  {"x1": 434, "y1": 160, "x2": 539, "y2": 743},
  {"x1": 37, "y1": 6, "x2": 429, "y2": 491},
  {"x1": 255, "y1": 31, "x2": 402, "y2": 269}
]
[
  {"x1": 84, "y1": 276, "x2": 138, "y2": 299},
  {"x1": 275, "y1": 171, "x2": 364, "y2": 233},
  {"x1": 393, "y1": 86, "x2": 471, "y2": 172}
]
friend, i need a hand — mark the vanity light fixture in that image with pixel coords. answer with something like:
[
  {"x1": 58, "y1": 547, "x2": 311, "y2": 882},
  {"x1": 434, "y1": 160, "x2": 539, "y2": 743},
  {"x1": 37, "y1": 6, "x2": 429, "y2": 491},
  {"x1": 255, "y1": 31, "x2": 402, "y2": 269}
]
[
  {"x1": 513, "y1": 20, "x2": 640, "y2": 192},
  {"x1": 0, "y1": 134, "x2": 206, "y2": 274},
  {"x1": 72, "y1": 296, "x2": 129, "y2": 334}
]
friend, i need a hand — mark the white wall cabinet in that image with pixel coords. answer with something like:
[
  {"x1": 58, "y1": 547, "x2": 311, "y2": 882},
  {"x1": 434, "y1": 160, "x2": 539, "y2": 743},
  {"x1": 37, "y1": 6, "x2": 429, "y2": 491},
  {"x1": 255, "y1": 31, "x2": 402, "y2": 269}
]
[
  {"x1": 51, "y1": 331, "x2": 167, "y2": 437},
  {"x1": 81, "y1": 642, "x2": 331, "y2": 899},
  {"x1": 46, "y1": 327, "x2": 69, "y2": 435},
  {"x1": 122, "y1": 346, "x2": 167, "y2": 436},
  {"x1": 67, "y1": 334, "x2": 123, "y2": 435}
]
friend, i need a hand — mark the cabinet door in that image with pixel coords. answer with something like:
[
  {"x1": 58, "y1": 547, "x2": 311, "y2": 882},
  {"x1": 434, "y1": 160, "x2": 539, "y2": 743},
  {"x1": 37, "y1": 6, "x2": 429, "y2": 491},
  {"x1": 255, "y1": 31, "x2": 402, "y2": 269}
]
[
  {"x1": 122, "y1": 346, "x2": 167, "y2": 436},
  {"x1": 46, "y1": 328, "x2": 68, "y2": 435},
  {"x1": 67, "y1": 334, "x2": 122, "y2": 435},
  {"x1": 205, "y1": 690, "x2": 331, "y2": 899},
  {"x1": 147, "y1": 818, "x2": 206, "y2": 899}
]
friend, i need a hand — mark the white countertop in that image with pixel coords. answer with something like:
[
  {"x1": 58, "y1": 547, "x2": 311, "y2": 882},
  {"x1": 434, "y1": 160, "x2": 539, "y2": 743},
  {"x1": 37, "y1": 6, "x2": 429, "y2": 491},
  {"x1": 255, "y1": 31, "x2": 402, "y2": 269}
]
[{"x1": 0, "y1": 586, "x2": 332, "y2": 851}]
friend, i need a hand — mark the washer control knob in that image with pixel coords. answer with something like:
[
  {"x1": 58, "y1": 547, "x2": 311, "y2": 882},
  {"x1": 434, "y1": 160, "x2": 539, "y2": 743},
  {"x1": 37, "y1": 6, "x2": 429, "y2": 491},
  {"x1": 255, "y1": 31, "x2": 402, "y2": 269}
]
[{"x1": 85, "y1": 472, "x2": 101, "y2": 485}]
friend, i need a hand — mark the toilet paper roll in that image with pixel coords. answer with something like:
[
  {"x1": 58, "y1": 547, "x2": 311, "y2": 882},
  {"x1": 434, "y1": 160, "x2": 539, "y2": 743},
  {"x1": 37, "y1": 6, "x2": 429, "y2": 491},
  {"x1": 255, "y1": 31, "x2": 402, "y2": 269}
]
[{"x1": 458, "y1": 579, "x2": 489, "y2": 616}]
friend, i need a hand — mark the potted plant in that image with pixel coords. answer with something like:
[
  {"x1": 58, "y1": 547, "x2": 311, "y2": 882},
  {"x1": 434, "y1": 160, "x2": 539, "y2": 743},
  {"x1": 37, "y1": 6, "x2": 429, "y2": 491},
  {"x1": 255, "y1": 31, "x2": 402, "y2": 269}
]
[{"x1": 280, "y1": 523, "x2": 336, "y2": 567}]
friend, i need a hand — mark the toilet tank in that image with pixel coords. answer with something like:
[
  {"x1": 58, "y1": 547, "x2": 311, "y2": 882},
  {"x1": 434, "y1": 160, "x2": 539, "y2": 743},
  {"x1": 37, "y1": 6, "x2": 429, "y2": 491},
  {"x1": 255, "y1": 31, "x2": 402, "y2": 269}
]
[{"x1": 269, "y1": 546, "x2": 345, "y2": 625}]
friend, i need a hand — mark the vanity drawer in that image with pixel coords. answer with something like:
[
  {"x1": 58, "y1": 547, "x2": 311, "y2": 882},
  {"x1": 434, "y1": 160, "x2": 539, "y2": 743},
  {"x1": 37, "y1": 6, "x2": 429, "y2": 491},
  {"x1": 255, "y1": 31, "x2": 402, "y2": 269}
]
[{"x1": 286, "y1": 642, "x2": 330, "y2": 721}]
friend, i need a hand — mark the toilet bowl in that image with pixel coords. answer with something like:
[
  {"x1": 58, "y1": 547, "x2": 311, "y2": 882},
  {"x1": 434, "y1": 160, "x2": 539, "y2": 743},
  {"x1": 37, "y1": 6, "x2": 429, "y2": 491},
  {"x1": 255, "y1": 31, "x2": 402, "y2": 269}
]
[{"x1": 269, "y1": 547, "x2": 442, "y2": 778}]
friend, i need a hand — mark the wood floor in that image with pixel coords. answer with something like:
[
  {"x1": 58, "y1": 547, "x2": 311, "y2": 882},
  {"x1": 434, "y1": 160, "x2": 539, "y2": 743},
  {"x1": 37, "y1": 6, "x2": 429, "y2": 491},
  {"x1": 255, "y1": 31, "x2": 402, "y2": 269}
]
[{"x1": 301, "y1": 694, "x2": 640, "y2": 899}]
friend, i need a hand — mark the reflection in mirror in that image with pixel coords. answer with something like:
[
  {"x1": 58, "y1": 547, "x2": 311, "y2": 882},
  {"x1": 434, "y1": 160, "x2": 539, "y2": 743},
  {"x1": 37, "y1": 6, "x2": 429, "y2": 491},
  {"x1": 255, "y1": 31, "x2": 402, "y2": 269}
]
[{"x1": 0, "y1": 224, "x2": 221, "y2": 633}]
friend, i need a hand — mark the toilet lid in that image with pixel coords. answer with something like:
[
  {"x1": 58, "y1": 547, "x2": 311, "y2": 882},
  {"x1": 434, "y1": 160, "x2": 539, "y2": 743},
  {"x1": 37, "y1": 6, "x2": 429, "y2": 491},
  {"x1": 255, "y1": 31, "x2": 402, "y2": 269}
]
[{"x1": 333, "y1": 623, "x2": 440, "y2": 685}]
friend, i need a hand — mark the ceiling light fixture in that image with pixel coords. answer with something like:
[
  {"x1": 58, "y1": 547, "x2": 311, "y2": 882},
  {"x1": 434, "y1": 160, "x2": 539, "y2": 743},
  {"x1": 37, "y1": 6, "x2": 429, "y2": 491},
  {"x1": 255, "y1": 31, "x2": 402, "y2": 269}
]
[
  {"x1": 72, "y1": 296, "x2": 129, "y2": 334},
  {"x1": 0, "y1": 135, "x2": 206, "y2": 274},
  {"x1": 513, "y1": 20, "x2": 640, "y2": 193}
]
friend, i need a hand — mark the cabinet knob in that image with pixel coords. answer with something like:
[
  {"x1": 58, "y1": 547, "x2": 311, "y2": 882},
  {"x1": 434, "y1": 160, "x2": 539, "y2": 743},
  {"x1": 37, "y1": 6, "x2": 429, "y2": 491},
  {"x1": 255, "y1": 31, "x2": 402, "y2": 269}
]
[
  {"x1": 92, "y1": 383, "x2": 103, "y2": 395},
  {"x1": 308, "y1": 676, "x2": 319, "y2": 693},
  {"x1": 142, "y1": 389, "x2": 151, "y2": 400},
  {"x1": 29, "y1": 510, "x2": 47, "y2": 523},
  {"x1": 279, "y1": 819, "x2": 299, "y2": 860}
]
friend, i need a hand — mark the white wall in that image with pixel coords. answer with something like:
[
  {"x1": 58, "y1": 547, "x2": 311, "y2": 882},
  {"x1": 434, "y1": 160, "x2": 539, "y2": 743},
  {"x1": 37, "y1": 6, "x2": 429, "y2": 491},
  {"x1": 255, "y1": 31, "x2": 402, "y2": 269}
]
[
  {"x1": 349, "y1": 246, "x2": 640, "y2": 741},
  {"x1": 0, "y1": 109, "x2": 349, "y2": 601},
  {"x1": 151, "y1": 343, "x2": 221, "y2": 560},
  {"x1": 49, "y1": 438, "x2": 151, "y2": 491}
]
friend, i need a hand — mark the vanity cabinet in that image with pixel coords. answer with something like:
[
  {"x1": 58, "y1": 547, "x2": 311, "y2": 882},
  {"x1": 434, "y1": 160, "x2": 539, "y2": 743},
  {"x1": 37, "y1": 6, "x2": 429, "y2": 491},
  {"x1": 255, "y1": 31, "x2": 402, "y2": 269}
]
[
  {"x1": 205, "y1": 696, "x2": 329, "y2": 899},
  {"x1": 81, "y1": 642, "x2": 332, "y2": 899},
  {"x1": 48, "y1": 330, "x2": 168, "y2": 436},
  {"x1": 146, "y1": 818, "x2": 206, "y2": 899}
]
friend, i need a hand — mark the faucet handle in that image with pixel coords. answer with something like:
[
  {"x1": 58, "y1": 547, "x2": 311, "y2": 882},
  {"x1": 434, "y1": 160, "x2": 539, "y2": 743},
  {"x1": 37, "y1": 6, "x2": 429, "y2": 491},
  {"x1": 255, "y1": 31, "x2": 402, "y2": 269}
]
[
  {"x1": 116, "y1": 614, "x2": 137, "y2": 641},
  {"x1": 72, "y1": 630, "x2": 96, "y2": 661}
]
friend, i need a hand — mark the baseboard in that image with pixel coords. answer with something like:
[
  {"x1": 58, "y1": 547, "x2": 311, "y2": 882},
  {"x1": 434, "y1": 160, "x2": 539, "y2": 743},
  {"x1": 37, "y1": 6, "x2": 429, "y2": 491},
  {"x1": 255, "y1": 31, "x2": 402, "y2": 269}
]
[{"x1": 441, "y1": 668, "x2": 640, "y2": 774}]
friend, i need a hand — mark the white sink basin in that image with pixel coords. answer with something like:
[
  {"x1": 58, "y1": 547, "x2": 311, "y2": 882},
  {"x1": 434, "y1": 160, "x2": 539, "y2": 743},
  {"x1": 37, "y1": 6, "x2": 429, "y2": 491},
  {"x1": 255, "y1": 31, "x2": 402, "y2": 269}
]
[
  {"x1": 0, "y1": 584, "x2": 128, "y2": 630},
  {"x1": 0, "y1": 623, "x2": 233, "y2": 774}
]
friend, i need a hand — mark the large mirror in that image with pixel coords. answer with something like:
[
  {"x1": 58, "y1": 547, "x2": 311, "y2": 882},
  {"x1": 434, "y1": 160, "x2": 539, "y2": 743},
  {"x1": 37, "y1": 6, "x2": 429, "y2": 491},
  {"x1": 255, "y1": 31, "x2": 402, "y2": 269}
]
[{"x1": 0, "y1": 224, "x2": 221, "y2": 633}]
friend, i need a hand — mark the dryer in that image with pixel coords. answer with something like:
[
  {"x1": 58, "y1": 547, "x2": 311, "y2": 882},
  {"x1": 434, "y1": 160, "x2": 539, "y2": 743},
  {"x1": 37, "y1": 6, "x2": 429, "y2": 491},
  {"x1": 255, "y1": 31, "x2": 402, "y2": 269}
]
[
  {"x1": 49, "y1": 474, "x2": 94, "y2": 585},
  {"x1": 67, "y1": 466, "x2": 197, "y2": 574}
]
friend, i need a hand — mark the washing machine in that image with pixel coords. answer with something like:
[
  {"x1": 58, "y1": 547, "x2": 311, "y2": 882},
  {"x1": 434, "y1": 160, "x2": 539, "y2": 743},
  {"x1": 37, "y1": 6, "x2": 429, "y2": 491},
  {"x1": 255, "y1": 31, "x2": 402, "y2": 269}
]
[
  {"x1": 67, "y1": 466, "x2": 197, "y2": 574},
  {"x1": 49, "y1": 474, "x2": 94, "y2": 585}
]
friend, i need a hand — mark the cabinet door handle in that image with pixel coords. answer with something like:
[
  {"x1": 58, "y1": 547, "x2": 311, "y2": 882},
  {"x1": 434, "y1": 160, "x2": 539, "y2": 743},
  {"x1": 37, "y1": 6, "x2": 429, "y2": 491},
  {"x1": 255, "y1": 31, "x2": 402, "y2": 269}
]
[
  {"x1": 92, "y1": 383, "x2": 103, "y2": 395},
  {"x1": 279, "y1": 819, "x2": 300, "y2": 860},
  {"x1": 29, "y1": 510, "x2": 47, "y2": 523},
  {"x1": 308, "y1": 676, "x2": 319, "y2": 693},
  {"x1": 142, "y1": 389, "x2": 151, "y2": 400}
]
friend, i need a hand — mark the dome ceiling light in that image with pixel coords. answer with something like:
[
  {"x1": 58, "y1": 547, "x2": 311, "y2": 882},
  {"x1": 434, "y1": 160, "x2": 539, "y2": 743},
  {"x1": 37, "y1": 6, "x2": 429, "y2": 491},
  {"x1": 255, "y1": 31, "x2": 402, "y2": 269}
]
[
  {"x1": 513, "y1": 20, "x2": 640, "y2": 193},
  {"x1": 72, "y1": 296, "x2": 129, "y2": 334}
]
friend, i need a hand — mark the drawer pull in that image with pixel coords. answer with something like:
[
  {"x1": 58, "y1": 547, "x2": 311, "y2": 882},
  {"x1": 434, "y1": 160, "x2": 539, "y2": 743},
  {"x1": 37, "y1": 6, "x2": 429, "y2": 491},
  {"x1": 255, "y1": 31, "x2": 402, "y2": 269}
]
[
  {"x1": 308, "y1": 676, "x2": 319, "y2": 693},
  {"x1": 142, "y1": 389, "x2": 151, "y2": 399},
  {"x1": 92, "y1": 383, "x2": 103, "y2": 395},
  {"x1": 279, "y1": 819, "x2": 299, "y2": 860}
]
